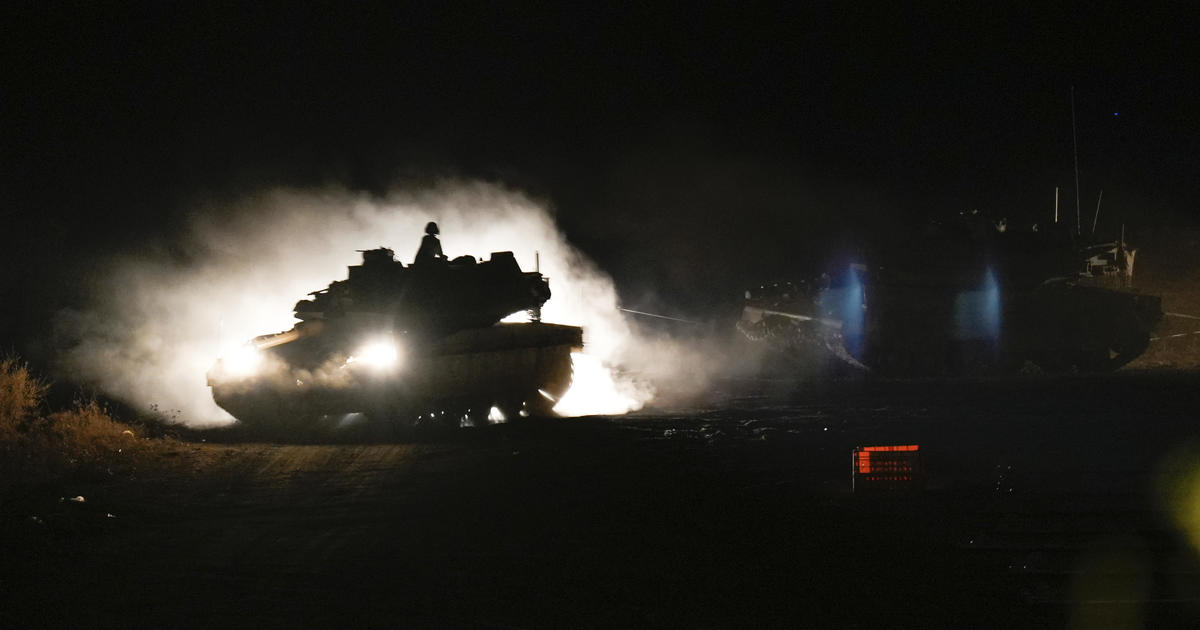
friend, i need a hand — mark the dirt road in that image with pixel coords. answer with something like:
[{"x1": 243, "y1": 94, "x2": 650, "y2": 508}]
[{"x1": 4, "y1": 373, "x2": 1200, "y2": 628}]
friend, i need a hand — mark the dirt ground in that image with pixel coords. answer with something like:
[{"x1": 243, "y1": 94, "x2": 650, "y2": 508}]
[{"x1": 3, "y1": 372, "x2": 1200, "y2": 629}]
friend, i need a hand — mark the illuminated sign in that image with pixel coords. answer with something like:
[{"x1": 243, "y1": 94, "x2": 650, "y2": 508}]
[{"x1": 852, "y1": 444, "x2": 922, "y2": 492}]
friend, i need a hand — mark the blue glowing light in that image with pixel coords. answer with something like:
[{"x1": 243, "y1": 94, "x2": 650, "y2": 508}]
[
  {"x1": 952, "y1": 269, "x2": 1001, "y2": 341},
  {"x1": 840, "y1": 265, "x2": 866, "y2": 359}
]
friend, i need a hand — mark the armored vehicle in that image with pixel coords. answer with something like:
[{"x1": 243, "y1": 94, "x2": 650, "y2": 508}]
[
  {"x1": 739, "y1": 215, "x2": 1162, "y2": 375},
  {"x1": 208, "y1": 241, "x2": 582, "y2": 431}
]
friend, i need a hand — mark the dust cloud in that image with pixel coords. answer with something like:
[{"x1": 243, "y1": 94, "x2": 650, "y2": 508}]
[{"x1": 53, "y1": 181, "x2": 724, "y2": 427}]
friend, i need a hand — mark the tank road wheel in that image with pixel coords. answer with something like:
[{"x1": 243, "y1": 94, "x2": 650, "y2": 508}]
[
  {"x1": 419, "y1": 400, "x2": 489, "y2": 429},
  {"x1": 464, "y1": 400, "x2": 493, "y2": 428},
  {"x1": 497, "y1": 397, "x2": 528, "y2": 423}
]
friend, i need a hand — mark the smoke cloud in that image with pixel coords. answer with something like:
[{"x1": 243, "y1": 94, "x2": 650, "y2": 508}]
[{"x1": 52, "y1": 181, "x2": 734, "y2": 427}]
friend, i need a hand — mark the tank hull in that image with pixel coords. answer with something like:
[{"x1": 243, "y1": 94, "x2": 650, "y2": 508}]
[
  {"x1": 847, "y1": 276, "x2": 1161, "y2": 375},
  {"x1": 210, "y1": 323, "x2": 582, "y2": 430},
  {"x1": 739, "y1": 258, "x2": 1161, "y2": 376}
]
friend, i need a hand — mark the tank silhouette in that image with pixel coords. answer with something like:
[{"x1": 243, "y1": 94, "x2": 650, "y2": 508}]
[
  {"x1": 739, "y1": 215, "x2": 1162, "y2": 375},
  {"x1": 207, "y1": 239, "x2": 582, "y2": 431}
]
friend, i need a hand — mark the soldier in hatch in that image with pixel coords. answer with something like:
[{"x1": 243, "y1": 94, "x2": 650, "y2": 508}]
[{"x1": 414, "y1": 221, "x2": 445, "y2": 265}]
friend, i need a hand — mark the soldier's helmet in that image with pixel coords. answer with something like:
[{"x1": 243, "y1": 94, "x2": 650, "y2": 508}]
[{"x1": 425, "y1": 221, "x2": 440, "y2": 235}]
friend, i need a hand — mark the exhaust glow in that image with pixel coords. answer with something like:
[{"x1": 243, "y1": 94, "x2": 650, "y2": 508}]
[{"x1": 553, "y1": 353, "x2": 648, "y2": 417}]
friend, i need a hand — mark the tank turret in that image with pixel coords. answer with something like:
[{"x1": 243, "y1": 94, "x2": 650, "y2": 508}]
[{"x1": 293, "y1": 247, "x2": 551, "y2": 334}]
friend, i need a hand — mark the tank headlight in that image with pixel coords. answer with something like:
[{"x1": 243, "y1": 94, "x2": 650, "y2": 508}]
[
  {"x1": 221, "y1": 344, "x2": 262, "y2": 378},
  {"x1": 349, "y1": 338, "x2": 401, "y2": 371}
]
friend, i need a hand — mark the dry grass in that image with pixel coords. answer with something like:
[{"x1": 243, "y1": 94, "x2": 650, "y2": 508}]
[
  {"x1": 1, "y1": 357, "x2": 176, "y2": 488},
  {"x1": 0, "y1": 357, "x2": 48, "y2": 442}
]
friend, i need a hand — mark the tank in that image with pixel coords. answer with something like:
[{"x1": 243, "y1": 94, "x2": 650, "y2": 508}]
[
  {"x1": 738, "y1": 214, "x2": 1163, "y2": 376},
  {"x1": 207, "y1": 244, "x2": 582, "y2": 431}
]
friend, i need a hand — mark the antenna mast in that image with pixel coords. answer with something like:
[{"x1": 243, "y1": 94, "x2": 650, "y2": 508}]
[
  {"x1": 1091, "y1": 189, "x2": 1103, "y2": 235},
  {"x1": 1071, "y1": 86, "x2": 1082, "y2": 235}
]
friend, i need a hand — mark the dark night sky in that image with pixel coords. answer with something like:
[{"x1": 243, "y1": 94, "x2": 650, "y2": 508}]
[{"x1": 3, "y1": 3, "x2": 1198, "y2": 351}]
